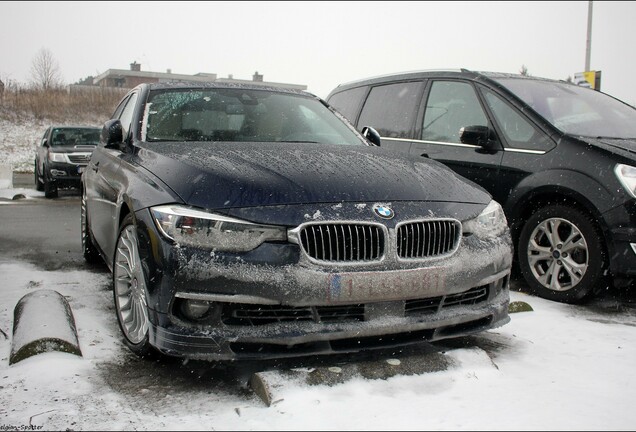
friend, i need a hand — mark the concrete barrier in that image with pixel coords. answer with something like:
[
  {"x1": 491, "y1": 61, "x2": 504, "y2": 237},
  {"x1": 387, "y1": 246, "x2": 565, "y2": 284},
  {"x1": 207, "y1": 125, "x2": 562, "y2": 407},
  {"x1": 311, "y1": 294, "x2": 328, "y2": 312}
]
[
  {"x1": 0, "y1": 164, "x2": 12, "y2": 189},
  {"x1": 250, "y1": 349, "x2": 452, "y2": 406},
  {"x1": 10, "y1": 290, "x2": 82, "y2": 365}
]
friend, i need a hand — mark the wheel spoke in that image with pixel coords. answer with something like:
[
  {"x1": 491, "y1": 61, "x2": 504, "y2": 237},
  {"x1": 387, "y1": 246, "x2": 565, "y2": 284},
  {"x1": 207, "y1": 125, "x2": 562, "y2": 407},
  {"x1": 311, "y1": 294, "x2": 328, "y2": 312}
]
[
  {"x1": 548, "y1": 261, "x2": 566, "y2": 291},
  {"x1": 528, "y1": 238, "x2": 552, "y2": 264},
  {"x1": 561, "y1": 257, "x2": 585, "y2": 285},
  {"x1": 545, "y1": 219, "x2": 562, "y2": 248},
  {"x1": 561, "y1": 231, "x2": 586, "y2": 254}
]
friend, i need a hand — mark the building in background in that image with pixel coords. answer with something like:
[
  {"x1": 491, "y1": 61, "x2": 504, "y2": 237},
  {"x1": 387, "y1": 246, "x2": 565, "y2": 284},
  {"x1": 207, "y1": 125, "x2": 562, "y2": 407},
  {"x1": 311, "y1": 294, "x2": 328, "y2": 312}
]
[{"x1": 90, "y1": 62, "x2": 307, "y2": 91}]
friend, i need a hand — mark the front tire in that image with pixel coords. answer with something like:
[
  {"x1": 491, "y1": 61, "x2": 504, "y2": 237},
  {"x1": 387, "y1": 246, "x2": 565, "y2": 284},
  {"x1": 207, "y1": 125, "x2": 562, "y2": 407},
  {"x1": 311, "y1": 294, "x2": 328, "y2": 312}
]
[
  {"x1": 518, "y1": 204, "x2": 607, "y2": 304},
  {"x1": 43, "y1": 171, "x2": 58, "y2": 198},
  {"x1": 34, "y1": 161, "x2": 44, "y2": 191},
  {"x1": 113, "y1": 214, "x2": 154, "y2": 357}
]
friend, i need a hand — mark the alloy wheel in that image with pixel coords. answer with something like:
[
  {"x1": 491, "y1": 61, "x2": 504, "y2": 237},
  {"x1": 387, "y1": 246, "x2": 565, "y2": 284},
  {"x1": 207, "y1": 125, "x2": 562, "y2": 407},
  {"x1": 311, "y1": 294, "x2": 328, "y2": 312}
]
[
  {"x1": 526, "y1": 217, "x2": 588, "y2": 292},
  {"x1": 113, "y1": 224, "x2": 149, "y2": 345}
]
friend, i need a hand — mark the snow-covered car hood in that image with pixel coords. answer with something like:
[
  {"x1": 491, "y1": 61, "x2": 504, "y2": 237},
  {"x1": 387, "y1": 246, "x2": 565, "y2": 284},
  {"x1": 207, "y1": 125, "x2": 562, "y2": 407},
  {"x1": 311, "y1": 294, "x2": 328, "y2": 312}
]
[{"x1": 133, "y1": 141, "x2": 491, "y2": 210}]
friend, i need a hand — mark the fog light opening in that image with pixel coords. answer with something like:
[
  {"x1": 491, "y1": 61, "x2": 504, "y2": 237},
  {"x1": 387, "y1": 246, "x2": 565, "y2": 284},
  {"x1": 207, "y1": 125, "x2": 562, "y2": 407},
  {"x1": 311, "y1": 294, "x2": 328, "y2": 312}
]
[
  {"x1": 50, "y1": 169, "x2": 66, "y2": 177},
  {"x1": 181, "y1": 299, "x2": 211, "y2": 320}
]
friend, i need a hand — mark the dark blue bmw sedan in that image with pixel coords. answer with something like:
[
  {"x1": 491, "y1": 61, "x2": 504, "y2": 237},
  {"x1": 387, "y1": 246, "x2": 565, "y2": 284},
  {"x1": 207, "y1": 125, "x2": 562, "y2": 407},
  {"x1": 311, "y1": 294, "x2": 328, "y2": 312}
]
[{"x1": 81, "y1": 82, "x2": 513, "y2": 360}]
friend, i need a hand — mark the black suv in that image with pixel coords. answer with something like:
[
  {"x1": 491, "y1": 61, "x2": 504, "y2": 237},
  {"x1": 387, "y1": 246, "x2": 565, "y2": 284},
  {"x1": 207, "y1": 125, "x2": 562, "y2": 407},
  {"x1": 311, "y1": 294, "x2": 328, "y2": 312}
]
[
  {"x1": 35, "y1": 125, "x2": 100, "y2": 198},
  {"x1": 327, "y1": 69, "x2": 636, "y2": 303}
]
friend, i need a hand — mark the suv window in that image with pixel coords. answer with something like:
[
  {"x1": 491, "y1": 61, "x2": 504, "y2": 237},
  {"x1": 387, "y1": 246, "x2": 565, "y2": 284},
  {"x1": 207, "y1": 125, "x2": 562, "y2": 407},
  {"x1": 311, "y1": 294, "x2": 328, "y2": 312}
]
[
  {"x1": 358, "y1": 82, "x2": 423, "y2": 138},
  {"x1": 421, "y1": 81, "x2": 489, "y2": 143},
  {"x1": 328, "y1": 86, "x2": 367, "y2": 123},
  {"x1": 482, "y1": 88, "x2": 554, "y2": 151}
]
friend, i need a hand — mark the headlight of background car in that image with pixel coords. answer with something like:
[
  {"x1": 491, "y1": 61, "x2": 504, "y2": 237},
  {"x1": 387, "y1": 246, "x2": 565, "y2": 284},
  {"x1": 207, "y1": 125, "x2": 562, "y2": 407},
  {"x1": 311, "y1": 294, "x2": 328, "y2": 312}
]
[
  {"x1": 48, "y1": 152, "x2": 67, "y2": 163},
  {"x1": 615, "y1": 164, "x2": 636, "y2": 199},
  {"x1": 463, "y1": 200, "x2": 507, "y2": 238},
  {"x1": 151, "y1": 205, "x2": 287, "y2": 252}
]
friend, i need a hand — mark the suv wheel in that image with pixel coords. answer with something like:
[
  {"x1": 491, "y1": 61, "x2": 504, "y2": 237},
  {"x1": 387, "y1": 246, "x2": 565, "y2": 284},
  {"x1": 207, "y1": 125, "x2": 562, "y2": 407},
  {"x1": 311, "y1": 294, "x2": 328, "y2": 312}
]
[
  {"x1": 43, "y1": 173, "x2": 58, "y2": 198},
  {"x1": 518, "y1": 204, "x2": 607, "y2": 304},
  {"x1": 81, "y1": 193, "x2": 101, "y2": 264},
  {"x1": 34, "y1": 161, "x2": 44, "y2": 191},
  {"x1": 113, "y1": 214, "x2": 154, "y2": 357}
]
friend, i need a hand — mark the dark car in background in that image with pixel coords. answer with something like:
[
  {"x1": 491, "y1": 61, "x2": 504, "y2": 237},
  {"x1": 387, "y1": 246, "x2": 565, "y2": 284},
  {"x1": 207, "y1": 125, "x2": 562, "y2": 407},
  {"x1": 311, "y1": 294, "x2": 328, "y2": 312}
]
[
  {"x1": 81, "y1": 82, "x2": 512, "y2": 361},
  {"x1": 327, "y1": 69, "x2": 636, "y2": 303},
  {"x1": 35, "y1": 125, "x2": 100, "y2": 198}
]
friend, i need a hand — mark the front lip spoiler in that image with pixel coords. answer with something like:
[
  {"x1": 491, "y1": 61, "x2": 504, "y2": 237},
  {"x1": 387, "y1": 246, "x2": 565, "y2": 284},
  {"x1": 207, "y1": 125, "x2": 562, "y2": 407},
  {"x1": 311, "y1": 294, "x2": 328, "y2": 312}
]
[{"x1": 148, "y1": 276, "x2": 510, "y2": 361}]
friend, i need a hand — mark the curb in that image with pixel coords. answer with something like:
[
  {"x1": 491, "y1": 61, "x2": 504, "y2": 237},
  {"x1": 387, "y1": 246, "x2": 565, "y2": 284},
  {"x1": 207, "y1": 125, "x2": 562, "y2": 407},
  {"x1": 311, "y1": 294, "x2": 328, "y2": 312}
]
[{"x1": 10, "y1": 289, "x2": 82, "y2": 365}]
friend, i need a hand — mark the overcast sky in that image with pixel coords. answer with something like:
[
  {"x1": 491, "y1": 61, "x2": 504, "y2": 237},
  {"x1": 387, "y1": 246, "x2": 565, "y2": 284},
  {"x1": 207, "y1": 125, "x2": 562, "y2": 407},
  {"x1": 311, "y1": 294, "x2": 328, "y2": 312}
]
[{"x1": 2, "y1": 1, "x2": 635, "y2": 103}]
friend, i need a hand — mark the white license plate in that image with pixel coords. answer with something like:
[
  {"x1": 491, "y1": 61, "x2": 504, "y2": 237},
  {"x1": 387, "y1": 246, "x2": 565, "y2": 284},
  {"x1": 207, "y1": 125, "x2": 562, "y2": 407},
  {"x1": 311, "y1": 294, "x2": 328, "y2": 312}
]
[{"x1": 326, "y1": 267, "x2": 445, "y2": 303}]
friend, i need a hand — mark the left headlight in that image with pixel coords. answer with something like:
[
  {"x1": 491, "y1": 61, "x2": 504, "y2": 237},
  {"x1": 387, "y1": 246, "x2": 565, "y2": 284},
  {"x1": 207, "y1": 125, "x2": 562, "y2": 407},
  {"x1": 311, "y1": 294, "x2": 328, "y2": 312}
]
[
  {"x1": 151, "y1": 205, "x2": 287, "y2": 252},
  {"x1": 463, "y1": 200, "x2": 508, "y2": 238},
  {"x1": 615, "y1": 164, "x2": 636, "y2": 199}
]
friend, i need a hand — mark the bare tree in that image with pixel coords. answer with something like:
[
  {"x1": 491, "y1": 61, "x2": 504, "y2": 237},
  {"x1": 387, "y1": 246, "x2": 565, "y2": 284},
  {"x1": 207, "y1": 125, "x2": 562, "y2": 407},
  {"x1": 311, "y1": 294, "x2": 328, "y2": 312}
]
[
  {"x1": 519, "y1": 65, "x2": 530, "y2": 76},
  {"x1": 30, "y1": 48, "x2": 63, "y2": 90}
]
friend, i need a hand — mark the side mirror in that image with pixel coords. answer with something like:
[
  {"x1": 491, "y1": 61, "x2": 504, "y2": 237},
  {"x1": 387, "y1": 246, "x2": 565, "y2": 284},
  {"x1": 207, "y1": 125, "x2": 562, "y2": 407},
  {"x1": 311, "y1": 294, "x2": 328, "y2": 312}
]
[
  {"x1": 459, "y1": 125, "x2": 497, "y2": 150},
  {"x1": 101, "y1": 119, "x2": 124, "y2": 150},
  {"x1": 361, "y1": 126, "x2": 381, "y2": 147},
  {"x1": 42, "y1": 138, "x2": 49, "y2": 148}
]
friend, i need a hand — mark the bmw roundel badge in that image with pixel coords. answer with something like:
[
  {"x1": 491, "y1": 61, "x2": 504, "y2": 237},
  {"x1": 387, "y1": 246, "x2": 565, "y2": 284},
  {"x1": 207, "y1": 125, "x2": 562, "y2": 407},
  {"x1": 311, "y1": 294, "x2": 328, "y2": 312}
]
[{"x1": 373, "y1": 205, "x2": 394, "y2": 219}]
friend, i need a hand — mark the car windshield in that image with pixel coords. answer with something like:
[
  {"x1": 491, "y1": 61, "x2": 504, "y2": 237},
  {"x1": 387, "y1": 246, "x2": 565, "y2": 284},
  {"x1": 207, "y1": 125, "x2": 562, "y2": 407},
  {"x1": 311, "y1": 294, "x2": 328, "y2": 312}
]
[
  {"x1": 51, "y1": 128, "x2": 100, "y2": 146},
  {"x1": 143, "y1": 88, "x2": 365, "y2": 146},
  {"x1": 494, "y1": 78, "x2": 636, "y2": 139}
]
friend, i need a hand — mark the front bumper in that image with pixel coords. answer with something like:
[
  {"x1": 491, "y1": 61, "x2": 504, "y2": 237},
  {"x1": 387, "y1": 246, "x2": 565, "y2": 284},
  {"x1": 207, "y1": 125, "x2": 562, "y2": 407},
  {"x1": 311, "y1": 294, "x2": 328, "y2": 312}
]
[
  {"x1": 149, "y1": 274, "x2": 510, "y2": 360},
  {"x1": 603, "y1": 200, "x2": 636, "y2": 282},
  {"x1": 134, "y1": 206, "x2": 514, "y2": 360},
  {"x1": 46, "y1": 161, "x2": 86, "y2": 186}
]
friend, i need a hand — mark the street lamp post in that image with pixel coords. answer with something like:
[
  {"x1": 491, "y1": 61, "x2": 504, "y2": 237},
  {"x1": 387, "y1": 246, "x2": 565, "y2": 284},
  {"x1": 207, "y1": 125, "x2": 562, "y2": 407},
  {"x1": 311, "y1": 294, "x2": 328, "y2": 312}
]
[{"x1": 585, "y1": 0, "x2": 593, "y2": 71}]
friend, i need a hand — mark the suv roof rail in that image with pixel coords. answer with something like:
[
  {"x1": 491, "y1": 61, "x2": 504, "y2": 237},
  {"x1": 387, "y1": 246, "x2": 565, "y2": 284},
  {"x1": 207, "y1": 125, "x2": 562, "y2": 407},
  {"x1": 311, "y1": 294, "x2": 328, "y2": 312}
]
[{"x1": 335, "y1": 69, "x2": 468, "y2": 89}]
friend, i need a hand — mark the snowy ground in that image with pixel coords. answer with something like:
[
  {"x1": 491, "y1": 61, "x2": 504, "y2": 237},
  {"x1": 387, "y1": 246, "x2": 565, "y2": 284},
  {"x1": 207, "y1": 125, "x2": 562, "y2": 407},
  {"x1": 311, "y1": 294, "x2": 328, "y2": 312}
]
[
  {"x1": 1, "y1": 257, "x2": 636, "y2": 431},
  {"x1": 1, "y1": 189, "x2": 636, "y2": 431}
]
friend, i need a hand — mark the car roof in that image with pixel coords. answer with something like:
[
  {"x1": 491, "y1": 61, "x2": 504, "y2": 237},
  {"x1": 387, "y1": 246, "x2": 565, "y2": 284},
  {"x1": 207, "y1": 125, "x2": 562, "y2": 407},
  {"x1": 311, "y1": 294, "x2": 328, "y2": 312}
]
[
  {"x1": 138, "y1": 81, "x2": 315, "y2": 98},
  {"x1": 328, "y1": 69, "x2": 568, "y2": 95}
]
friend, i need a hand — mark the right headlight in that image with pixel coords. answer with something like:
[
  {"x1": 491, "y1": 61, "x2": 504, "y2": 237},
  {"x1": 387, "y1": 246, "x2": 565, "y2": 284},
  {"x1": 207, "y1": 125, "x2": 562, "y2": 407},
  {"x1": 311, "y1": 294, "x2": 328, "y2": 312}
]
[
  {"x1": 615, "y1": 164, "x2": 636, "y2": 199},
  {"x1": 48, "y1": 152, "x2": 67, "y2": 162},
  {"x1": 151, "y1": 204, "x2": 287, "y2": 252},
  {"x1": 463, "y1": 200, "x2": 508, "y2": 238}
]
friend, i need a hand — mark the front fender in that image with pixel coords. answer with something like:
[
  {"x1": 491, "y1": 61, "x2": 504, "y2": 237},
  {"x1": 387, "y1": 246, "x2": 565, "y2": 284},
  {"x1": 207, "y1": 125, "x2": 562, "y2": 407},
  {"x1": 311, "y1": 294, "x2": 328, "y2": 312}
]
[{"x1": 505, "y1": 168, "x2": 621, "y2": 226}]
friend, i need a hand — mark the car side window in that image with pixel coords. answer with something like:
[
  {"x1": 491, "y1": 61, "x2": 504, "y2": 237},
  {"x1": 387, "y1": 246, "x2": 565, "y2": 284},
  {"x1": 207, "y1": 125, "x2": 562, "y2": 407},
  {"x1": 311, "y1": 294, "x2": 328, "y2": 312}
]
[
  {"x1": 482, "y1": 88, "x2": 554, "y2": 151},
  {"x1": 358, "y1": 82, "x2": 423, "y2": 138},
  {"x1": 327, "y1": 86, "x2": 368, "y2": 124},
  {"x1": 421, "y1": 81, "x2": 489, "y2": 144},
  {"x1": 117, "y1": 92, "x2": 139, "y2": 140}
]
